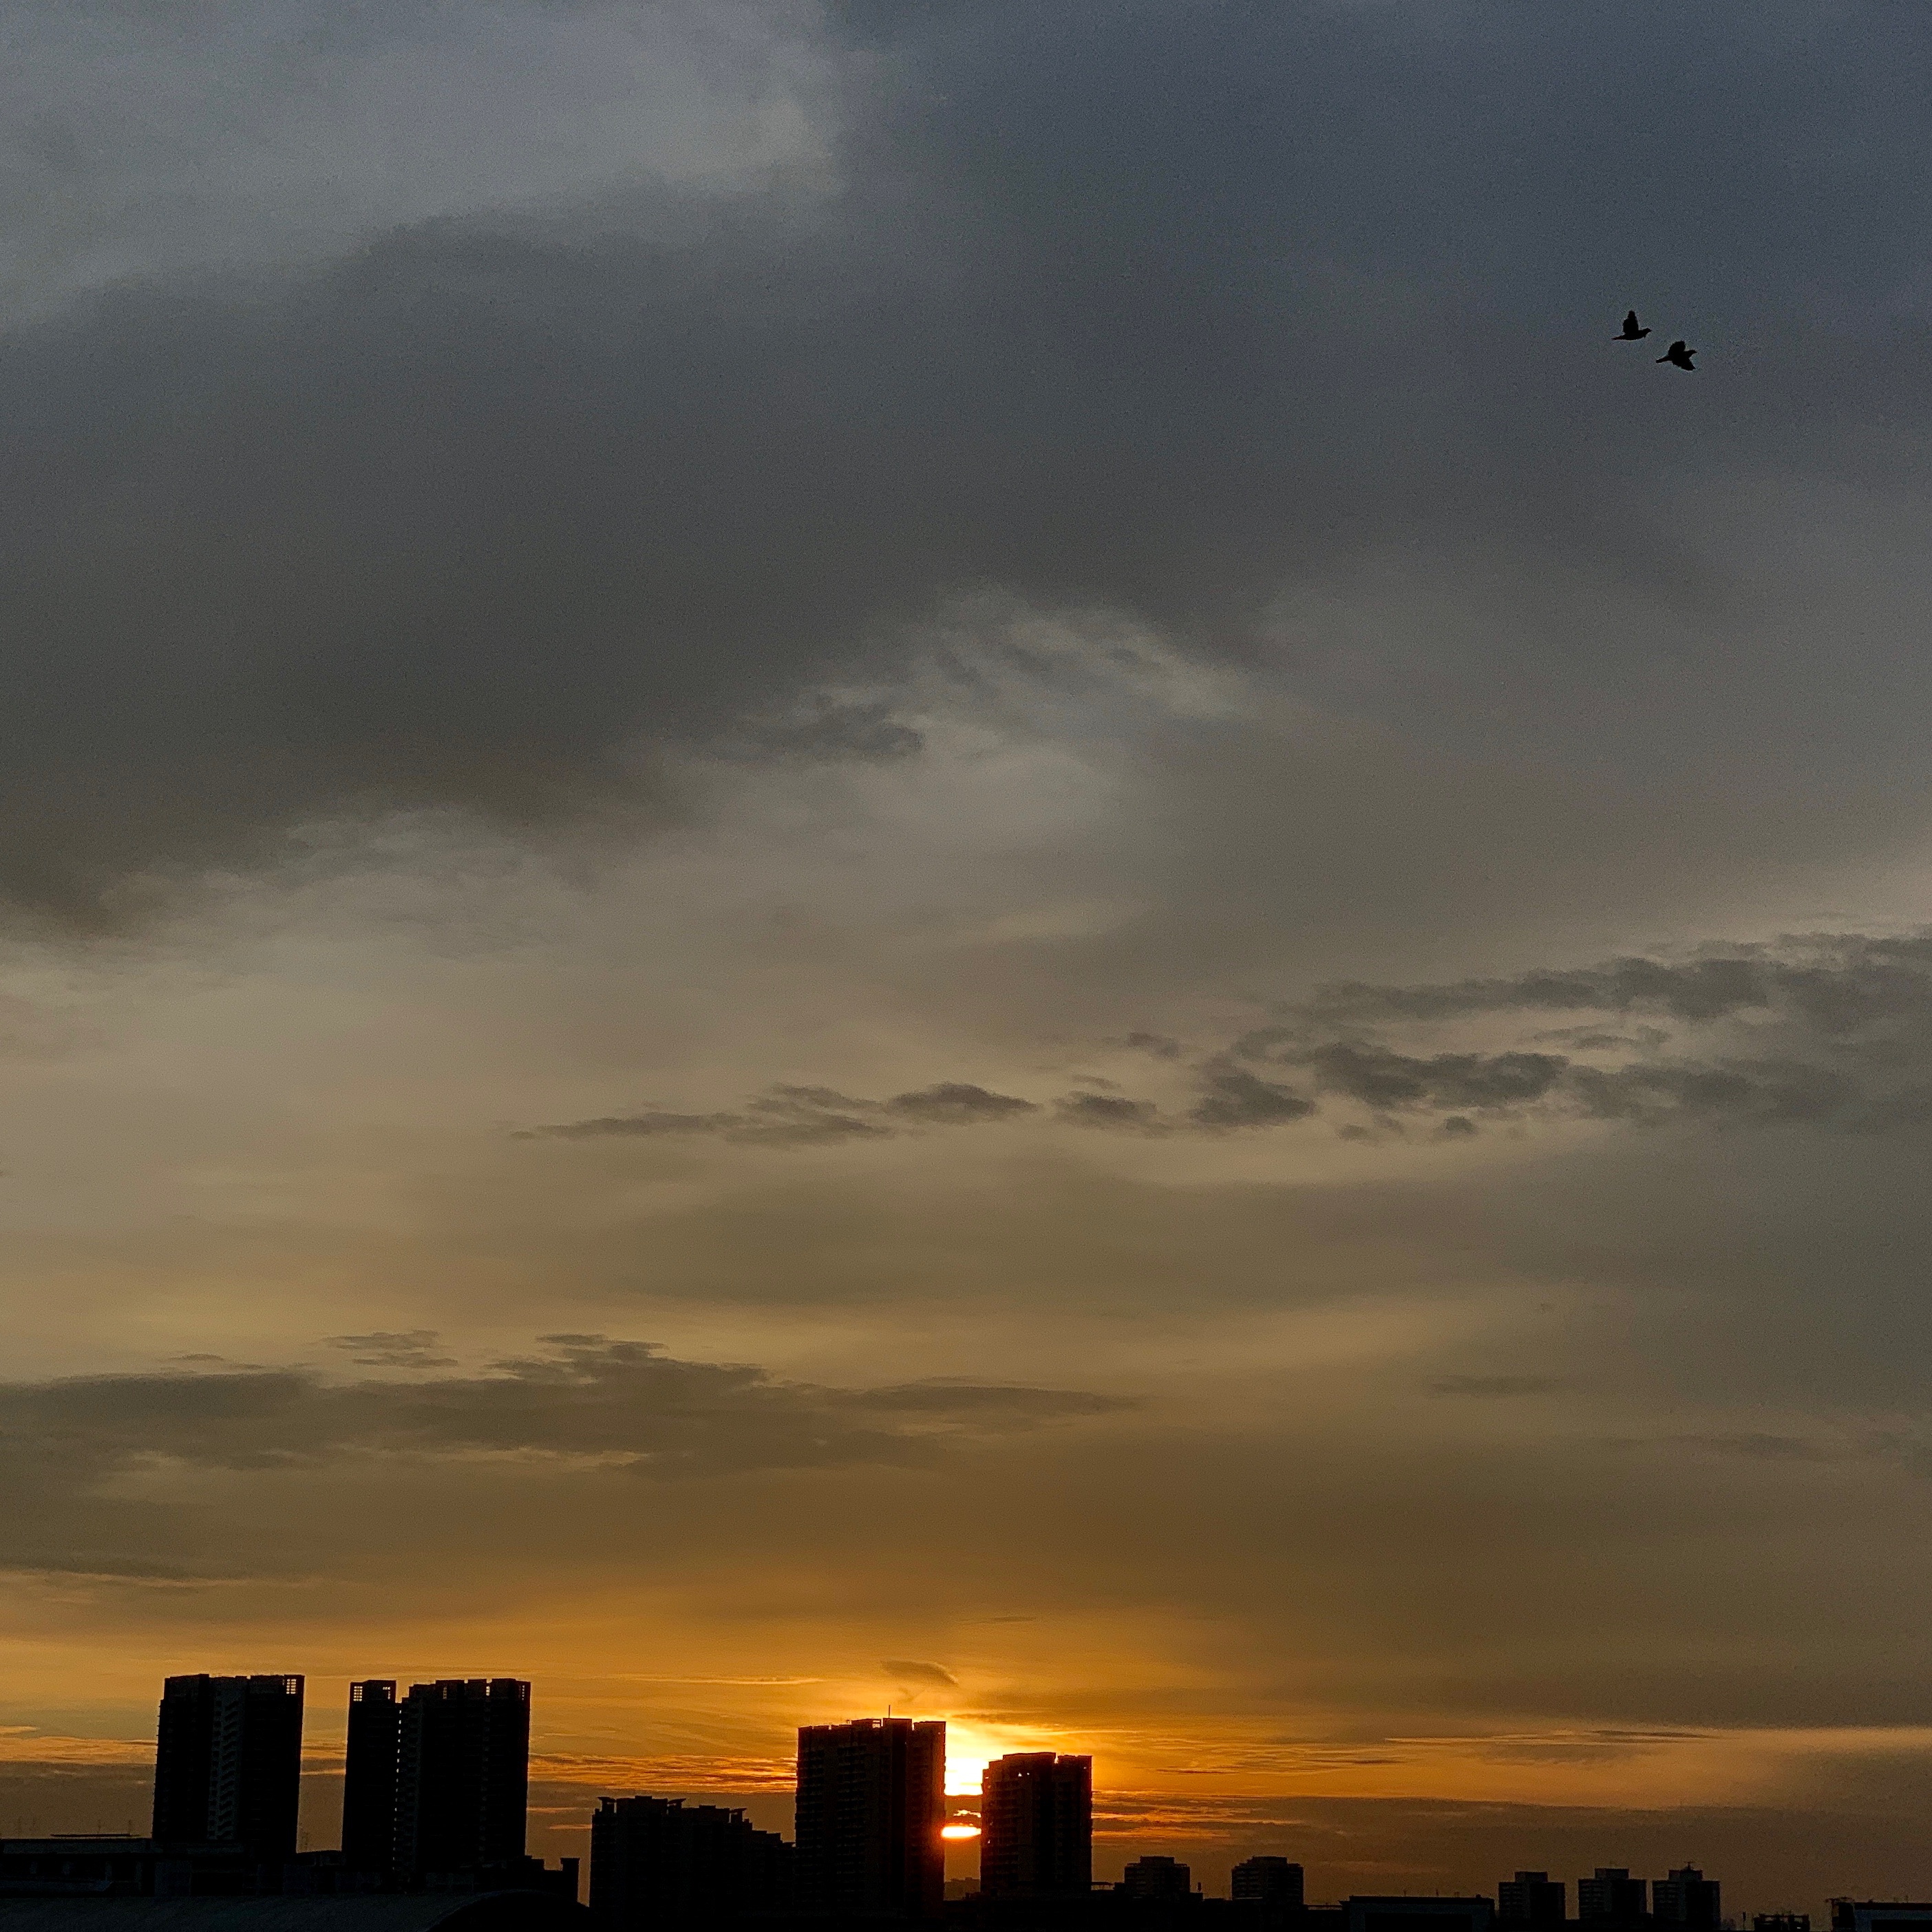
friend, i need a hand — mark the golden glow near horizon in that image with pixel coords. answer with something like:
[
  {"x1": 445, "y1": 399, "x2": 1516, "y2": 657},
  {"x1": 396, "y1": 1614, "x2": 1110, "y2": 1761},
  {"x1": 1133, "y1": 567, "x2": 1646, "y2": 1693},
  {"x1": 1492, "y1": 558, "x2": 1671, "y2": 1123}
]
[{"x1": 942, "y1": 1723, "x2": 1002, "y2": 1797}]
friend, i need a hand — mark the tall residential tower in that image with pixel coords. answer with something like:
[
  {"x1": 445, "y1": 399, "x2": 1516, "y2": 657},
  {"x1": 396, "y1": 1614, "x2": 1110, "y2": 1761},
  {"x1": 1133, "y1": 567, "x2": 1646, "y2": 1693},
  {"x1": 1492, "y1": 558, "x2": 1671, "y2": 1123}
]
[
  {"x1": 395, "y1": 1679, "x2": 532, "y2": 1880},
  {"x1": 340, "y1": 1680, "x2": 401, "y2": 1873},
  {"x1": 151, "y1": 1674, "x2": 305, "y2": 1858},
  {"x1": 979, "y1": 1753, "x2": 1092, "y2": 1900},
  {"x1": 795, "y1": 1718, "x2": 944, "y2": 1920}
]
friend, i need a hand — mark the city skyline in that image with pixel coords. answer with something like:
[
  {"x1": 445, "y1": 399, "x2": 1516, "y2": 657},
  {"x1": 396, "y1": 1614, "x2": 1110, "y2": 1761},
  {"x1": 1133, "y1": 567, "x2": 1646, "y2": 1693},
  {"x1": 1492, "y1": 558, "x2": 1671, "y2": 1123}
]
[{"x1": 0, "y1": 1673, "x2": 1873, "y2": 1925}]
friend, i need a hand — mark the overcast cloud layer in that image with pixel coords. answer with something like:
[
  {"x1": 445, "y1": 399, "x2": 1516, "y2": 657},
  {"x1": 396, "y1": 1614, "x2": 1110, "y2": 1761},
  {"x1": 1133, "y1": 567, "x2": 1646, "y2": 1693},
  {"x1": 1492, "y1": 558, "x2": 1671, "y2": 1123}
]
[{"x1": 5, "y1": 0, "x2": 1932, "y2": 1912}]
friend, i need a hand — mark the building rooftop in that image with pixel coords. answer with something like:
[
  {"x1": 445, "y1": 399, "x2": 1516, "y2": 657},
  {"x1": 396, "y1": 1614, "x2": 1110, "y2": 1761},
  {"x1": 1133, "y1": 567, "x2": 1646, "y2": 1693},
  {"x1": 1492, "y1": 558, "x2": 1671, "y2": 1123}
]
[{"x1": 0, "y1": 1893, "x2": 586, "y2": 1932}]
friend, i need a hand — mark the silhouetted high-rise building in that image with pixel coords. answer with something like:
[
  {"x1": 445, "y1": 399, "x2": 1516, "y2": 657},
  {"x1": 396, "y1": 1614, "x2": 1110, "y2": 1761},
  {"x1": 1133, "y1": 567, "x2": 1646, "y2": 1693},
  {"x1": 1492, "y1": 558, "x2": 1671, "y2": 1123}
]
[
  {"x1": 1832, "y1": 1904, "x2": 1932, "y2": 1932},
  {"x1": 1346, "y1": 1900, "x2": 1493, "y2": 1932},
  {"x1": 590, "y1": 1794, "x2": 793, "y2": 1927},
  {"x1": 1652, "y1": 1869, "x2": 1721, "y2": 1929},
  {"x1": 151, "y1": 1674, "x2": 304, "y2": 1858},
  {"x1": 1499, "y1": 1875, "x2": 1565, "y2": 1927},
  {"x1": 795, "y1": 1718, "x2": 944, "y2": 1920},
  {"x1": 979, "y1": 1753, "x2": 1092, "y2": 1899},
  {"x1": 1579, "y1": 1873, "x2": 1647, "y2": 1923},
  {"x1": 1233, "y1": 1858, "x2": 1304, "y2": 1909},
  {"x1": 1123, "y1": 1857, "x2": 1191, "y2": 1903},
  {"x1": 395, "y1": 1679, "x2": 531, "y2": 1880},
  {"x1": 341, "y1": 1680, "x2": 401, "y2": 1873}
]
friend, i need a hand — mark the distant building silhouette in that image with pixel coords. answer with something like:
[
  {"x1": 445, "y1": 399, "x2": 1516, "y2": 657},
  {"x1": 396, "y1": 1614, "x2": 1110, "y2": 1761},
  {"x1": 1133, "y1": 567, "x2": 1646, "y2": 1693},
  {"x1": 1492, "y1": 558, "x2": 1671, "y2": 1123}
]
[
  {"x1": 396, "y1": 1679, "x2": 532, "y2": 1882},
  {"x1": 1579, "y1": 1873, "x2": 1647, "y2": 1922},
  {"x1": 1231, "y1": 1859, "x2": 1304, "y2": 1910},
  {"x1": 589, "y1": 1794, "x2": 792, "y2": 1927},
  {"x1": 1833, "y1": 1905, "x2": 1932, "y2": 1932},
  {"x1": 1498, "y1": 1875, "x2": 1565, "y2": 1926},
  {"x1": 979, "y1": 1754, "x2": 1092, "y2": 1899},
  {"x1": 1345, "y1": 1899, "x2": 1494, "y2": 1932},
  {"x1": 341, "y1": 1681, "x2": 401, "y2": 1874},
  {"x1": 0, "y1": 1858, "x2": 586, "y2": 1929},
  {"x1": 795, "y1": 1718, "x2": 944, "y2": 1920},
  {"x1": 1755, "y1": 1915, "x2": 1811, "y2": 1932},
  {"x1": 1652, "y1": 1869, "x2": 1720, "y2": 1929},
  {"x1": 1123, "y1": 1858, "x2": 1191, "y2": 1904},
  {"x1": 151, "y1": 1675, "x2": 305, "y2": 1858}
]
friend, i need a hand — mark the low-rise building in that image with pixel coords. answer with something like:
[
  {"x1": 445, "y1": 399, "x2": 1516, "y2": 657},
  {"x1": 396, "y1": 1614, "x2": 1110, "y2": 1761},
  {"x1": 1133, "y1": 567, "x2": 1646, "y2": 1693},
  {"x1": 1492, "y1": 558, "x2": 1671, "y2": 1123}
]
[{"x1": 1497, "y1": 1876, "x2": 1563, "y2": 1928}]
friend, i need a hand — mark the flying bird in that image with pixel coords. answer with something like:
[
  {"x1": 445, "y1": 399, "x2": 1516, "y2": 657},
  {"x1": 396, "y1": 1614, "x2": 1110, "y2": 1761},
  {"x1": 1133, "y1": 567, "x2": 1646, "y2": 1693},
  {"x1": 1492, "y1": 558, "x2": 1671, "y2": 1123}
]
[
  {"x1": 1657, "y1": 339, "x2": 1697, "y2": 370},
  {"x1": 1615, "y1": 310, "x2": 1650, "y2": 340}
]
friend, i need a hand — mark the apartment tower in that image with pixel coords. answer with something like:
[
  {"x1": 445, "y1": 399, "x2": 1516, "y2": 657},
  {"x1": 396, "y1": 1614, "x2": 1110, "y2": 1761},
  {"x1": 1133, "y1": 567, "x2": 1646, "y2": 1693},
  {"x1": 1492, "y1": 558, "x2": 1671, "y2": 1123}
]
[
  {"x1": 151, "y1": 1674, "x2": 305, "y2": 1859},
  {"x1": 795, "y1": 1718, "x2": 944, "y2": 1920},
  {"x1": 340, "y1": 1680, "x2": 401, "y2": 1873},
  {"x1": 394, "y1": 1678, "x2": 532, "y2": 1880},
  {"x1": 979, "y1": 1752, "x2": 1092, "y2": 1899}
]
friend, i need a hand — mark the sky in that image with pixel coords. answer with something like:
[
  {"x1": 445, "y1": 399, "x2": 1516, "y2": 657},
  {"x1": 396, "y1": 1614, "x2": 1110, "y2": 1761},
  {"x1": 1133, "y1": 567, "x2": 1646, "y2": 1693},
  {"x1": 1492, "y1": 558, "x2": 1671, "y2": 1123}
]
[{"x1": 5, "y1": 0, "x2": 1932, "y2": 1911}]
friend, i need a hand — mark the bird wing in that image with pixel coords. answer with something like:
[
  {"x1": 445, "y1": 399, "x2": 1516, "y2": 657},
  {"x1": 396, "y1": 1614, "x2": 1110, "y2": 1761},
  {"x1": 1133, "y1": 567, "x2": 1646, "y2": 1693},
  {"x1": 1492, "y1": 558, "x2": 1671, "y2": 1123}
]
[{"x1": 1624, "y1": 310, "x2": 1641, "y2": 331}]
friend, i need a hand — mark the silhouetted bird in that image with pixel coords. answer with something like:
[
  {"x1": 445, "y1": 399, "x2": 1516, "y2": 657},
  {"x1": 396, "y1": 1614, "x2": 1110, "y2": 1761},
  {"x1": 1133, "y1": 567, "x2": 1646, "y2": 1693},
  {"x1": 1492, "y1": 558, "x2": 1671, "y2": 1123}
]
[
  {"x1": 1615, "y1": 310, "x2": 1650, "y2": 341},
  {"x1": 1657, "y1": 339, "x2": 1697, "y2": 370}
]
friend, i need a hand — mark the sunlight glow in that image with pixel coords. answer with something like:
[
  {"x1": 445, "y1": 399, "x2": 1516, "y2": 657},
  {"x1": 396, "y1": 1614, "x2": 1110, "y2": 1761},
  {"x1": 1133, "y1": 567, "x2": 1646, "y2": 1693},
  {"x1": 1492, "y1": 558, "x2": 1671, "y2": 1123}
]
[
  {"x1": 944, "y1": 1728, "x2": 999, "y2": 1796},
  {"x1": 940, "y1": 1825, "x2": 981, "y2": 1840}
]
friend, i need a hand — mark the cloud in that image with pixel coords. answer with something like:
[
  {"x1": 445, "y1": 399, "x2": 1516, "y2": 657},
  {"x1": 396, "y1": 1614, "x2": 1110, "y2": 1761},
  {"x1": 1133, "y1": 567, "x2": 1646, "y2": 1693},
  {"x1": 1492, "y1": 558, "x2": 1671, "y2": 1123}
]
[
  {"x1": 1054, "y1": 1093, "x2": 1166, "y2": 1132},
  {"x1": 325, "y1": 1330, "x2": 458, "y2": 1369},
  {"x1": 1299, "y1": 1044, "x2": 1571, "y2": 1113},
  {"x1": 9, "y1": 7, "x2": 1932, "y2": 926},
  {"x1": 1295, "y1": 936, "x2": 1932, "y2": 1035},
  {"x1": 518, "y1": 934, "x2": 1932, "y2": 1155},
  {"x1": 523, "y1": 1082, "x2": 1037, "y2": 1144},
  {"x1": 1189, "y1": 1064, "x2": 1316, "y2": 1130},
  {"x1": 884, "y1": 1084, "x2": 1040, "y2": 1125},
  {"x1": 0, "y1": 1337, "x2": 1127, "y2": 1496},
  {"x1": 1222, "y1": 933, "x2": 1932, "y2": 1138},
  {"x1": 882, "y1": 1659, "x2": 957, "y2": 1688}
]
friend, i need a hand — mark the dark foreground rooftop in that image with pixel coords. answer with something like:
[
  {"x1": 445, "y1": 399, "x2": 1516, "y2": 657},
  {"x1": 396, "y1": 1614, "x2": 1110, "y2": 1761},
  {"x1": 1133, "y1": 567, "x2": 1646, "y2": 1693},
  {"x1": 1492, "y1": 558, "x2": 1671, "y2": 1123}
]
[{"x1": 0, "y1": 1895, "x2": 588, "y2": 1932}]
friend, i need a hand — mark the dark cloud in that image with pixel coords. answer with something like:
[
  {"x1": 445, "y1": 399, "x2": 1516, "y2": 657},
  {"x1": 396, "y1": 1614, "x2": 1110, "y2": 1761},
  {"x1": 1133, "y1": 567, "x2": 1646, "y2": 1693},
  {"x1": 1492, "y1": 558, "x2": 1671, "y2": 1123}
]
[
  {"x1": 1565, "y1": 1057, "x2": 1856, "y2": 1127},
  {"x1": 1217, "y1": 933, "x2": 1932, "y2": 1138},
  {"x1": 523, "y1": 1081, "x2": 1036, "y2": 1144},
  {"x1": 1053, "y1": 1092, "x2": 1165, "y2": 1132},
  {"x1": 8, "y1": 6, "x2": 1932, "y2": 924},
  {"x1": 881, "y1": 1659, "x2": 957, "y2": 1688},
  {"x1": 0, "y1": 1337, "x2": 1127, "y2": 1498},
  {"x1": 325, "y1": 1329, "x2": 458, "y2": 1369},
  {"x1": 1188, "y1": 1063, "x2": 1315, "y2": 1130},
  {"x1": 1300, "y1": 1044, "x2": 1570, "y2": 1113},
  {"x1": 1297, "y1": 936, "x2": 1932, "y2": 1035},
  {"x1": 883, "y1": 1083, "x2": 1040, "y2": 1125},
  {"x1": 521, "y1": 935, "x2": 1932, "y2": 1153}
]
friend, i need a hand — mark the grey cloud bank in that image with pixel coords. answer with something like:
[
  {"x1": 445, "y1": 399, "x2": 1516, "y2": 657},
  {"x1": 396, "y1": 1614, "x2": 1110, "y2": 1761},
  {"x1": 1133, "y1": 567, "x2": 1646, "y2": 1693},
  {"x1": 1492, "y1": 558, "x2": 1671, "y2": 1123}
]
[
  {"x1": 0, "y1": 1333, "x2": 1125, "y2": 1490},
  {"x1": 5, "y1": 3, "x2": 1932, "y2": 923},
  {"x1": 527, "y1": 933, "x2": 1932, "y2": 1145}
]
